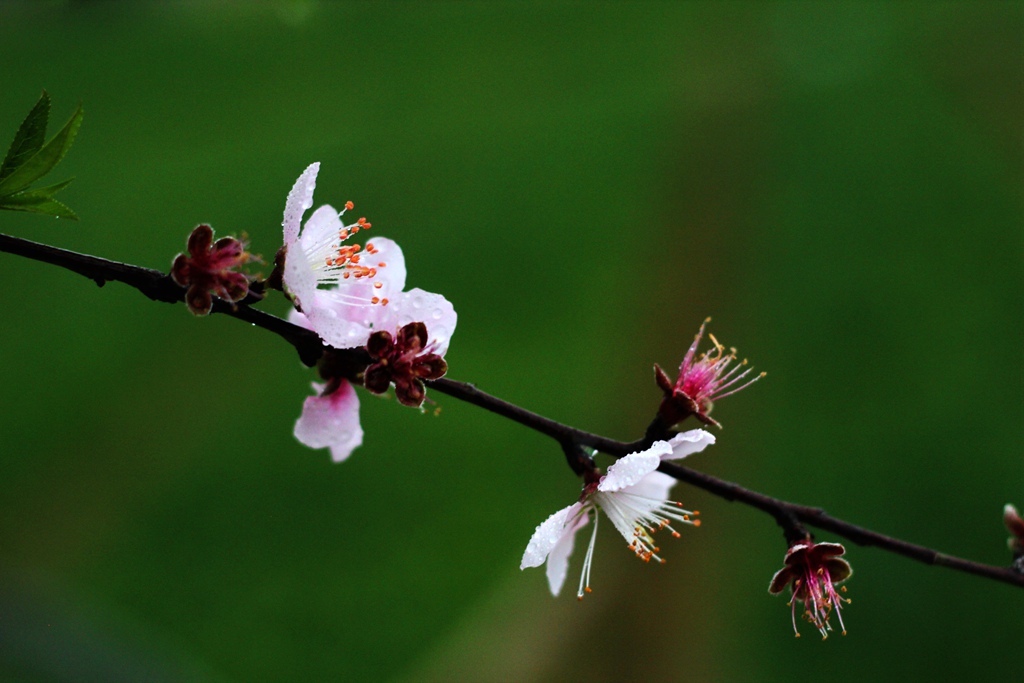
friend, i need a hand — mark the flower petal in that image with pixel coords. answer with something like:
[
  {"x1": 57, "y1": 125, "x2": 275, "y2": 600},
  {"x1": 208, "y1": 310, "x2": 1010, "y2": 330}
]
[
  {"x1": 282, "y1": 236, "x2": 319, "y2": 314},
  {"x1": 185, "y1": 285, "x2": 213, "y2": 317},
  {"x1": 392, "y1": 288, "x2": 458, "y2": 357},
  {"x1": 288, "y1": 308, "x2": 312, "y2": 330},
  {"x1": 291, "y1": 236, "x2": 407, "y2": 348},
  {"x1": 283, "y1": 163, "x2": 320, "y2": 245},
  {"x1": 294, "y1": 380, "x2": 363, "y2": 462},
  {"x1": 298, "y1": 204, "x2": 344, "y2": 253},
  {"x1": 546, "y1": 505, "x2": 589, "y2": 597},
  {"x1": 768, "y1": 566, "x2": 795, "y2": 594},
  {"x1": 521, "y1": 502, "x2": 580, "y2": 570},
  {"x1": 187, "y1": 224, "x2": 213, "y2": 257},
  {"x1": 361, "y1": 235, "x2": 407, "y2": 296},
  {"x1": 663, "y1": 429, "x2": 716, "y2": 461},
  {"x1": 599, "y1": 447, "x2": 668, "y2": 492},
  {"x1": 623, "y1": 470, "x2": 677, "y2": 503},
  {"x1": 301, "y1": 288, "x2": 397, "y2": 348},
  {"x1": 809, "y1": 542, "x2": 847, "y2": 559},
  {"x1": 825, "y1": 558, "x2": 853, "y2": 584}
]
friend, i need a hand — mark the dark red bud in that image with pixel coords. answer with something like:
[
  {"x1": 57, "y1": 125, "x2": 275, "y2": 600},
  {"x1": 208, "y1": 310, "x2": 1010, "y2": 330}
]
[
  {"x1": 394, "y1": 378, "x2": 426, "y2": 407},
  {"x1": 414, "y1": 355, "x2": 448, "y2": 380},
  {"x1": 187, "y1": 224, "x2": 214, "y2": 256},
  {"x1": 364, "y1": 363, "x2": 393, "y2": 394},
  {"x1": 397, "y1": 322, "x2": 427, "y2": 352},
  {"x1": 185, "y1": 286, "x2": 213, "y2": 316},
  {"x1": 366, "y1": 330, "x2": 394, "y2": 359}
]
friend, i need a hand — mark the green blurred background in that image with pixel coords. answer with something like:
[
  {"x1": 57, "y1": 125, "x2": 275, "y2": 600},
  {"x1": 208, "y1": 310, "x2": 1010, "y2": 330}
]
[{"x1": 1, "y1": 1, "x2": 1020, "y2": 681}]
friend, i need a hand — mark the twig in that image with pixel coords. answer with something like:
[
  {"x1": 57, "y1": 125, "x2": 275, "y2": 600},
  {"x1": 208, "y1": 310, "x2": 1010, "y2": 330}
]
[{"x1": 2, "y1": 231, "x2": 1021, "y2": 589}]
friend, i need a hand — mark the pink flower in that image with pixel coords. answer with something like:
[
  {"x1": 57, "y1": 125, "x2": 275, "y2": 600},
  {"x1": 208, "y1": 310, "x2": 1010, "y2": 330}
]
[
  {"x1": 170, "y1": 224, "x2": 252, "y2": 316},
  {"x1": 768, "y1": 541, "x2": 853, "y2": 639},
  {"x1": 293, "y1": 378, "x2": 364, "y2": 463},
  {"x1": 288, "y1": 293, "x2": 456, "y2": 460},
  {"x1": 281, "y1": 163, "x2": 457, "y2": 459},
  {"x1": 656, "y1": 318, "x2": 764, "y2": 428},
  {"x1": 521, "y1": 430, "x2": 715, "y2": 599},
  {"x1": 281, "y1": 162, "x2": 407, "y2": 348},
  {"x1": 286, "y1": 308, "x2": 365, "y2": 462}
]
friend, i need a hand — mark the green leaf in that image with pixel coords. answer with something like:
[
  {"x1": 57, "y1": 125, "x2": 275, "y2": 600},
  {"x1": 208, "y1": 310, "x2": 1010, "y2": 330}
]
[
  {"x1": 0, "y1": 101, "x2": 83, "y2": 196},
  {"x1": 0, "y1": 179, "x2": 79, "y2": 220},
  {"x1": 0, "y1": 91, "x2": 50, "y2": 184}
]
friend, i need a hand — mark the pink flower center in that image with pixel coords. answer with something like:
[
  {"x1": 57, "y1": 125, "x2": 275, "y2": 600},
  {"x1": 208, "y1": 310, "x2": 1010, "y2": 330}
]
[{"x1": 302, "y1": 201, "x2": 391, "y2": 306}]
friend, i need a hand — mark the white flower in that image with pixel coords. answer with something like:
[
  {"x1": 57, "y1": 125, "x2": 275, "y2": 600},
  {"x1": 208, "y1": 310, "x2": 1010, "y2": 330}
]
[
  {"x1": 281, "y1": 162, "x2": 408, "y2": 348},
  {"x1": 520, "y1": 429, "x2": 715, "y2": 598}
]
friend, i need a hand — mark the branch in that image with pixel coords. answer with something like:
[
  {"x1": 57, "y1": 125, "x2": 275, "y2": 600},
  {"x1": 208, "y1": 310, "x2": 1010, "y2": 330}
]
[
  {"x1": 0, "y1": 233, "x2": 325, "y2": 367},
  {"x1": 2, "y1": 231, "x2": 1021, "y2": 589}
]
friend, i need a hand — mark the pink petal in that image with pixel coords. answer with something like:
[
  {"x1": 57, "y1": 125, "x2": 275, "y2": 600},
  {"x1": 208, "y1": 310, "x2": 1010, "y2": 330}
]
[
  {"x1": 288, "y1": 309, "x2": 312, "y2": 330},
  {"x1": 359, "y1": 236, "x2": 407, "y2": 295},
  {"x1": 282, "y1": 234, "x2": 319, "y2": 313},
  {"x1": 298, "y1": 204, "x2": 344, "y2": 253},
  {"x1": 283, "y1": 163, "x2": 320, "y2": 245},
  {"x1": 392, "y1": 288, "x2": 458, "y2": 357},
  {"x1": 293, "y1": 380, "x2": 363, "y2": 462},
  {"x1": 287, "y1": 237, "x2": 409, "y2": 349},
  {"x1": 303, "y1": 289, "x2": 398, "y2": 349}
]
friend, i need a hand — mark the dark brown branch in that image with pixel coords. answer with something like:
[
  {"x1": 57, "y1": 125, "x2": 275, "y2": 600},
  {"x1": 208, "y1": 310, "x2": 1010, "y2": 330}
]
[
  {"x1": 2, "y1": 231, "x2": 1021, "y2": 589},
  {"x1": 0, "y1": 233, "x2": 325, "y2": 367}
]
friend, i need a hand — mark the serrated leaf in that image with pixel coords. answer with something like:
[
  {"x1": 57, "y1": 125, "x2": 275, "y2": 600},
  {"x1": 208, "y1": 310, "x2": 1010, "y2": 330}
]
[
  {"x1": 0, "y1": 185, "x2": 78, "y2": 220},
  {"x1": 0, "y1": 91, "x2": 50, "y2": 184},
  {"x1": 0, "y1": 101, "x2": 82, "y2": 196}
]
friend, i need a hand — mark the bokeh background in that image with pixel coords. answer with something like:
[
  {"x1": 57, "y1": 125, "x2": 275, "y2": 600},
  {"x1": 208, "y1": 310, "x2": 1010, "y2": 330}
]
[{"x1": 1, "y1": 1, "x2": 1020, "y2": 681}]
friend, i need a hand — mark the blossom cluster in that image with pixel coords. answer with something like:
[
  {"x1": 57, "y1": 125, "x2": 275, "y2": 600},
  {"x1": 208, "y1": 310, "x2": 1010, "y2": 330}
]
[
  {"x1": 281, "y1": 163, "x2": 456, "y2": 462},
  {"x1": 172, "y1": 163, "x2": 851, "y2": 640}
]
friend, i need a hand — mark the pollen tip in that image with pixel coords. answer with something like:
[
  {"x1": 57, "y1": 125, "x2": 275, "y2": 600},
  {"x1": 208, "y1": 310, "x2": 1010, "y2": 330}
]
[
  {"x1": 693, "y1": 520, "x2": 701, "y2": 527},
  {"x1": 345, "y1": 200, "x2": 354, "y2": 210}
]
